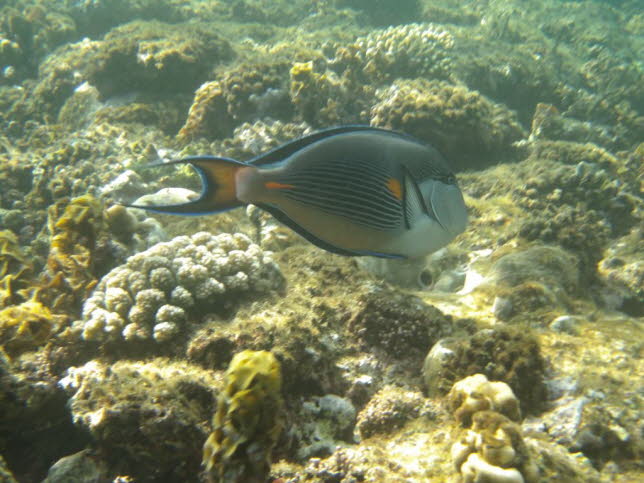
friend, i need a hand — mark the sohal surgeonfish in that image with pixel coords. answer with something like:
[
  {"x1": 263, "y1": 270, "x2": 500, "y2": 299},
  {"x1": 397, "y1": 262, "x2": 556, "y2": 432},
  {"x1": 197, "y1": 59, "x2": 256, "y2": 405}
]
[{"x1": 128, "y1": 126, "x2": 467, "y2": 259}]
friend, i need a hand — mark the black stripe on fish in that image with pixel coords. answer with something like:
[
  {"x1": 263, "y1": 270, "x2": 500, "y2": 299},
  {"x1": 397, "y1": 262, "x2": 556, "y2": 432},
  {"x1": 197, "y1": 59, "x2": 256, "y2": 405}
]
[{"x1": 276, "y1": 162, "x2": 404, "y2": 230}]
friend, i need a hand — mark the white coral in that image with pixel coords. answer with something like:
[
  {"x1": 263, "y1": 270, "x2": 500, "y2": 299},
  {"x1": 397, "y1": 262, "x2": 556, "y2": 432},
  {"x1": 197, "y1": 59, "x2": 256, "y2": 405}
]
[{"x1": 80, "y1": 232, "x2": 283, "y2": 344}]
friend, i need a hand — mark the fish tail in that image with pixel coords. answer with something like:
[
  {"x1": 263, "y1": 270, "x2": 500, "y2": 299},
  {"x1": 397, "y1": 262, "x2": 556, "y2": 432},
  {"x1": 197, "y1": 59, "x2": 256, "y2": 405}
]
[{"x1": 126, "y1": 156, "x2": 249, "y2": 215}]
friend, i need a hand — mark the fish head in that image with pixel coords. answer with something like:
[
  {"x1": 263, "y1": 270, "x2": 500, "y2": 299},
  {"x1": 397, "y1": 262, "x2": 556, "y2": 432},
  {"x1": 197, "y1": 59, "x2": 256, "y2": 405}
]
[{"x1": 423, "y1": 175, "x2": 468, "y2": 238}]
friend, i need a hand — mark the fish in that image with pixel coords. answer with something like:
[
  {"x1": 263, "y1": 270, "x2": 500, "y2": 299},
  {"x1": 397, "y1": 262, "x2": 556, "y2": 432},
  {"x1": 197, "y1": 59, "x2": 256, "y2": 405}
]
[{"x1": 127, "y1": 126, "x2": 467, "y2": 259}]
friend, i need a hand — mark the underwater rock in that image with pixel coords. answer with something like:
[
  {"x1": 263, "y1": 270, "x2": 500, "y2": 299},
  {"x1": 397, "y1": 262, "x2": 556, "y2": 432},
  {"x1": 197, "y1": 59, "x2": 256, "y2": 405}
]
[
  {"x1": 216, "y1": 120, "x2": 312, "y2": 161},
  {"x1": 86, "y1": 20, "x2": 234, "y2": 98},
  {"x1": 514, "y1": 155, "x2": 638, "y2": 261},
  {"x1": 203, "y1": 350, "x2": 283, "y2": 483},
  {"x1": 0, "y1": 5, "x2": 76, "y2": 85},
  {"x1": 43, "y1": 449, "x2": 109, "y2": 483},
  {"x1": 1, "y1": 351, "x2": 89, "y2": 482},
  {"x1": 423, "y1": 327, "x2": 547, "y2": 415},
  {"x1": 356, "y1": 386, "x2": 437, "y2": 439},
  {"x1": 0, "y1": 453, "x2": 17, "y2": 483},
  {"x1": 74, "y1": 232, "x2": 284, "y2": 351},
  {"x1": 59, "y1": 358, "x2": 218, "y2": 482},
  {"x1": 57, "y1": 82, "x2": 102, "y2": 132},
  {"x1": 549, "y1": 315, "x2": 582, "y2": 335},
  {"x1": 100, "y1": 169, "x2": 149, "y2": 202},
  {"x1": 297, "y1": 394, "x2": 357, "y2": 459},
  {"x1": 370, "y1": 79, "x2": 525, "y2": 171},
  {"x1": 528, "y1": 103, "x2": 620, "y2": 152},
  {"x1": 482, "y1": 245, "x2": 581, "y2": 322},
  {"x1": 597, "y1": 227, "x2": 644, "y2": 316}
]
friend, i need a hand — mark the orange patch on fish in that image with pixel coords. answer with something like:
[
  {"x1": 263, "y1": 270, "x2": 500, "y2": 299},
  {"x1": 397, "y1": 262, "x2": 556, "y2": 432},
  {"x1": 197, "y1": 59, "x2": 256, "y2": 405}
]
[
  {"x1": 265, "y1": 181, "x2": 296, "y2": 190},
  {"x1": 386, "y1": 178, "x2": 403, "y2": 201}
]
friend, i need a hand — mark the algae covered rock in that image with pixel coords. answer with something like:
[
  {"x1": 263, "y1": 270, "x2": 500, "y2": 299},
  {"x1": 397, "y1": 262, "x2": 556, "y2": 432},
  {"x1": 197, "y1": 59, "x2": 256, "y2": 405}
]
[
  {"x1": 59, "y1": 358, "x2": 219, "y2": 482},
  {"x1": 0, "y1": 296, "x2": 58, "y2": 357},
  {"x1": 203, "y1": 350, "x2": 283, "y2": 483},
  {"x1": 347, "y1": 284, "x2": 452, "y2": 362},
  {"x1": 356, "y1": 386, "x2": 437, "y2": 439},
  {"x1": 85, "y1": 20, "x2": 234, "y2": 98},
  {"x1": 597, "y1": 227, "x2": 644, "y2": 316}
]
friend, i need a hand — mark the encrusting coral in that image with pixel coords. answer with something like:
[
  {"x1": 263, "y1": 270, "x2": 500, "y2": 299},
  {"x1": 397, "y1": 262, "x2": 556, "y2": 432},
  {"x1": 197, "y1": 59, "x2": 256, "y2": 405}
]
[{"x1": 203, "y1": 350, "x2": 284, "y2": 483}]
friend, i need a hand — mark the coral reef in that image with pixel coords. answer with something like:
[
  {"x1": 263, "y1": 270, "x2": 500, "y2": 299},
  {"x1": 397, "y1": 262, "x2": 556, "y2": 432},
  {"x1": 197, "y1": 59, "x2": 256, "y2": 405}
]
[
  {"x1": 203, "y1": 350, "x2": 283, "y2": 483},
  {"x1": 347, "y1": 284, "x2": 452, "y2": 362},
  {"x1": 370, "y1": 79, "x2": 525, "y2": 171},
  {"x1": 59, "y1": 358, "x2": 219, "y2": 481},
  {"x1": 452, "y1": 410, "x2": 538, "y2": 483},
  {"x1": 178, "y1": 62, "x2": 290, "y2": 142},
  {"x1": 75, "y1": 232, "x2": 284, "y2": 347},
  {"x1": 335, "y1": 23, "x2": 454, "y2": 84},
  {"x1": 0, "y1": 0, "x2": 642, "y2": 481},
  {"x1": 423, "y1": 327, "x2": 547, "y2": 415},
  {"x1": 448, "y1": 374, "x2": 521, "y2": 426}
]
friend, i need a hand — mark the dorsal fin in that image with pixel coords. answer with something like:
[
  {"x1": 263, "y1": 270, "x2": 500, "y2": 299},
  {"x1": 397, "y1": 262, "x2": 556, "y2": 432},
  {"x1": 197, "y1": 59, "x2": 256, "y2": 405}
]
[{"x1": 250, "y1": 125, "x2": 412, "y2": 167}]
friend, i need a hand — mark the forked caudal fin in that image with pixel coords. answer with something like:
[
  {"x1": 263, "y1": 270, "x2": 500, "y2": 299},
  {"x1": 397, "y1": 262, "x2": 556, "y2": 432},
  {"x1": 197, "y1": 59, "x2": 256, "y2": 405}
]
[{"x1": 124, "y1": 156, "x2": 249, "y2": 215}]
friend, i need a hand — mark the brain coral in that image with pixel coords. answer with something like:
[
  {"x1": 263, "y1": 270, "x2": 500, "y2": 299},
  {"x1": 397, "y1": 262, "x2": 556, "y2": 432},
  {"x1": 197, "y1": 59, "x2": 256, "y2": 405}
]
[{"x1": 77, "y1": 231, "x2": 284, "y2": 345}]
